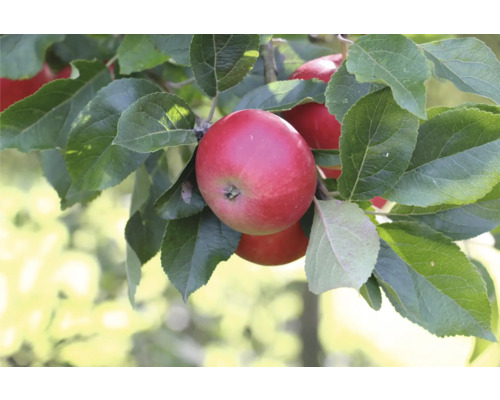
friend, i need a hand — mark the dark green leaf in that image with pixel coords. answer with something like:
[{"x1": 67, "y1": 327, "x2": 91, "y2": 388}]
[
  {"x1": 126, "y1": 244, "x2": 142, "y2": 308},
  {"x1": 389, "y1": 182, "x2": 500, "y2": 240},
  {"x1": 374, "y1": 222, "x2": 495, "y2": 341},
  {"x1": 117, "y1": 34, "x2": 170, "y2": 75},
  {"x1": 155, "y1": 150, "x2": 205, "y2": 220},
  {"x1": 338, "y1": 88, "x2": 420, "y2": 201},
  {"x1": 421, "y1": 37, "x2": 500, "y2": 104},
  {"x1": 0, "y1": 34, "x2": 65, "y2": 79},
  {"x1": 326, "y1": 61, "x2": 385, "y2": 122},
  {"x1": 190, "y1": 34, "x2": 260, "y2": 97},
  {"x1": 386, "y1": 107, "x2": 500, "y2": 206},
  {"x1": 360, "y1": 275, "x2": 382, "y2": 311},
  {"x1": 234, "y1": 79, "x2": 326, "y2": 112},
  {"x1": 40, "y1": 149, "x2": 100, "y2": 209},
  {"x1": 114, "y1": 92, "x2": 197, "y2": 153},
  {"x1": 148, "y1": 34, "x2": 193, "y2": 66},
  {"x1": 312, "y1": 149, "x2": 340, "y2": 168},
  {"x1": 161, "y1": 208, "x2": 241, "y2": 301},
  {"x1": 347, "y1": 34, "x2": 431, "y2": 119},
  {"x1": 51, "y1": 34, "x2": 120, "y2": 64},
  {"x1": 0, "y1": 60, "x2": 111, "y2": 152},
  {"x1": 305, "y1": 199, "x2": 380, "y2": 293},
  {"x1": 65, "y1": 78, "x2": 162, "y2": 191}
]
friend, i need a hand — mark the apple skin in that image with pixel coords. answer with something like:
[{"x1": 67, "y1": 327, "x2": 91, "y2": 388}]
[
  {"x1": 236, "y1": 220, "x2": 308, "y2": 266},
  {"x1": 282, "y1": 54, "x2": 342, "y2": 179},
  {"x1": 195, "y1": 109, "x2": 317, "y2": 236},
  {"x1": 0, "y1": 63, "x2": 54, "y2": 112}
]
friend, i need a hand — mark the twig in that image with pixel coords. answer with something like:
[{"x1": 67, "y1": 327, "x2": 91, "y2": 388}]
[
  {"x1": 166, "y1": 77, "x2": 196, "y2": 89},
  {"x1": 206, "y1": 93, "x2": 219, "y2": 123},
  {"x1": 261, "y1": 41, "x2": 278, "y2": 84},
  {"x1": 337, "y1": 34, "x2": 353, "y2": 61},
  {"x1": 106, "y1": 55, "x2": 118, "y2": 68}
]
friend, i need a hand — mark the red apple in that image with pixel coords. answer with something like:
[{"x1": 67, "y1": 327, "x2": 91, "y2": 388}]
[
  {"x1": 370, "y1": 196, "x2": 388, "y2": 209},
  {"x1": 236, "y1": 221, "x2": 308, "y2": 266},
  {"x1": 195, "y1": 109, "x2": 317, "y2": 235},
  {"x1": 282, "y1": 54, "x2": 343, "y2": 179},
  {"x1": 0, "y1": 63, "x2": 54, "y2": 112}
]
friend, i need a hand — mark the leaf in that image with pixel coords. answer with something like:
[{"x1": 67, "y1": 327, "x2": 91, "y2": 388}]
[
  {"x1": 421, "y1": 37, "x2": 500, "y2": 104},
  {"x1": 312, "y1": 149, "x2": 340, "y2": 168},
  {"x1": 40, "y1": 149, "x2": 100, "y2": 209},
  {"x1": 51, "y1": 34, "x2": 120, "y2": 64},
  {"x1": 360, "y1": 275, "x2": 382, "y2": 311},
  {"x1": 260, "y1": 35, "x2": 273, "y2": 45},
  {"x1": 389, "y1": 182, "x2": 500, "y2": 240},
  {"x1": 114, "y1": 92, "x2": 197, "y2": 153},
  {"x1": 117, "y1": 34, "x2": 170, "y2": 75},
  {"x1": 154, "y1": 150, "x2": 205, "y2": 220},
  {"x1": 65, "y1": 78, "x2": 162, "y2": 191},
  {"x1": 125, "y1": 243, "x2": 142, "y2": 308},
  {"x1": 148, "y1": 34, "x2": 193, "y2": 66},
  {"x1": 0, "y1": 60, "x2": 112, "y2": 152},
  {"x1": 385, "y1": 107, "x2": 500, "y2": 207},
  {"x1": 305, "y1": 199, "x2": 380, "y2": 293},
  {"x1": 338, "y1": 88, "x2": 420, "y2": 201},
  {"x1": 492, "y1": 226, "x2": 500, "y2": 251},
  {"x1": 346, "y1": 34, "x2": 431, "y2": 119},
  {"x1": 190, "y1": 34, "x2": 260, "y2": 97},
  {"x1": 161, "y1": 208, "x2": 241, "y2": 301},
  {"x1": 326, "y1": 61, "x2": 385, "y2": 123},
  {"x1": 0, "y1": 34, "x2": 65, "y2": 79},
  {"x1": 374, "y1": 222, "x2": 495, "y2": 341},
  {"x1": 234, "y1": 79, "x2": 327, "y2": 112}
]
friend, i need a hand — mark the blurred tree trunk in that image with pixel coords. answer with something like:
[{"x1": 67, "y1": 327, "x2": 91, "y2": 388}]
[{"x1": 299, "y1": 282, "x2": 323, "y2": 367}]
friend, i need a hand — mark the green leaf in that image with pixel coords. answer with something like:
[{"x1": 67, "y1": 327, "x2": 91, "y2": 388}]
[
  {"x1": 65, "y1": 78, "x2": 162, "y2": 191},
  {"x1": 154, "y1": 150, "x2": 205, "y2": 220},
  {"x1": 0, "y1": 34, "x2": 65, "y2": 79},
  {"x1": 234, "y1": 79, "x2": 327, "y2": 112},
  {"x1": 51, "y1": 34, "x2": 120, "y2": 64},
  {"x1": 374, "y1": 222, "x2": 495, "y2": 341},
  {"x1": 338, "y1": 88, "x2": 420, "y2": 201},
  {"x1": 492, "y1": 226, "x2": 500, "y2": 251},
  {"x1": 471, "y1": 259, "x2": 497, "y2": 303},
  {"x1": 40, "y1": 149, "x2": 100, "y2": 209},
  {"x1": 117, "y1": 34, "x2": 170, "y2": 75},
  {"x1": 161, "y1": 208, "x2": 241, "y2": 302},
  {"x1": 326, "y1": 61, "x2": 385, "y2": 123},
  {"x1": 347, "y1": 34, "x2": 431, "y2": 119},
  {"x1": 125, "y1": 243, "x2": 142, "y2": 308},
  {"x1": 0, "y1": 60, "x2": 111, "y2": 152},
  {"x1": 305, "y1": 199, "x2": 380, "y2": 293},
  {"x1": 260, "y1": 35, "x2": 273, "y2": 45},
  {"x1": 385, "y1": 107, "x2": 500, "y2": 207},
  {"x1": 114, "y1": 92, "x2": 197, "y2": 153},
  {"x1": 421, "y1": 37, "x2": 500, "y2": 104},
  {"x1": 190, "y1": 34, "x2": 260, "y2": 97},
  {"x1": 148, "y1": 34, "x2": 193, "y2": 66},
  {"x1": 360, "y1": 275, "x2": 383, "y2": 311},
  {"x1": 312, "y1": 149, "x2": 340, "y2": 168},
  {"x1": 389, "y1": 182, "x2": 500, "y2": 240}
]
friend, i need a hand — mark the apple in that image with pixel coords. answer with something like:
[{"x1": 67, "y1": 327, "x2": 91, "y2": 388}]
[
  {"x1": 195, "y1": 109, "x2": 317, "y2": 235},
  {"x1": 0, "y1": 63, "x2": 54, "y2": 112},
  {"x1": 283, "y1": 54, "x2": 387, "y2": 207},
  {"x1": 282, "y1": 54, "x2": 343, "y2": 179},
  {"x1": 236, "y1": 220, "x2": 308, "y2": 266}
]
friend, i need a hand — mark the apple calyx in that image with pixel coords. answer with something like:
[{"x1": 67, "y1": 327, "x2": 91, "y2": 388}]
[{"x1": 224, "y1": 184, "x2": 241, "y2": 200}]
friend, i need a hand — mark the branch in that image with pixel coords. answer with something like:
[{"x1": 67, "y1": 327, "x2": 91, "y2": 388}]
[{"x1": 261, "y1": 41, "x2": 278, "y2": 84}]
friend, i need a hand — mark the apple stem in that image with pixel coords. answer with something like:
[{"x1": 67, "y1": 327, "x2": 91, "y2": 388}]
[
  {"x1": 206, "y1": 93, "x2": 219, "y2": 123},
  {"x1": 106, "y1": 55, "x2": 118, "y2": 68},
  {"x1": 337, "y1": 34, "x2": 353, "y2": 60}
]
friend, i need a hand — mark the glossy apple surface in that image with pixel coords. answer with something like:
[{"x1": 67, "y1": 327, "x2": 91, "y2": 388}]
[
  {"x1": 236, "y1": 221, "x2": 308, "y2": 266},
  {"x1": 196, "y1": 109, "x2": 317, "y2": 235},
  {"x1": 0, "y1": 63, "x2": 54, "y2": 112}
]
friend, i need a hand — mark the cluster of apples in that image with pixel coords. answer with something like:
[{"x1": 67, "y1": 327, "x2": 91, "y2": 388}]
[{"x1": 196, "y1": 54, "x2": 387, "y2": 267}]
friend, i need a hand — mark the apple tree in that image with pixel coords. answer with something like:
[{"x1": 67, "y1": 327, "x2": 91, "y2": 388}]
[{"x1": 1, "y1": 33, "x2": 499, "y2": 348}]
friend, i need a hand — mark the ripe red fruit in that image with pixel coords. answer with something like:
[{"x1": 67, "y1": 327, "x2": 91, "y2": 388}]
[
  {"x1": 0, "y1": 63, "x2": 54, "y2": 112},
  {"x1": 236, "y1": 221, "x2": 308, "y2": 266},
  {"x1": 196, "y1": 109, "x2": 317, "y2": 236},
  {"x1": 370, "y1": 196, "x2": 388, "y2": 209},
  {"x1": 282, "y1": 54, "x2": 343, "y2": 179}
]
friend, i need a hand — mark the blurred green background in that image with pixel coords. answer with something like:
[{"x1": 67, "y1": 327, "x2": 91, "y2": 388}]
[{"x1": 1, "y1": 34, "x2": 499, "y2": 367}]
